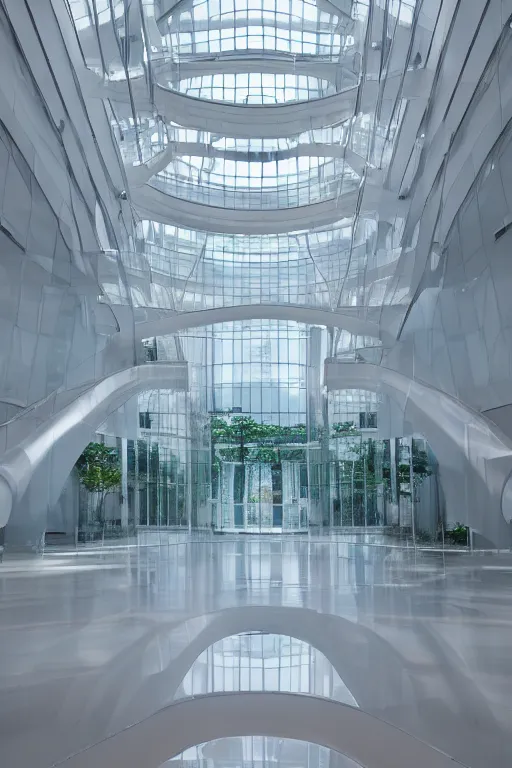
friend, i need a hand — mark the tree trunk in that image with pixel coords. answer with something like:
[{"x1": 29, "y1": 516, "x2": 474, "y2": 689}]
[{"x1": 96, "y1": 492, "x2": 106, "y2": 524}]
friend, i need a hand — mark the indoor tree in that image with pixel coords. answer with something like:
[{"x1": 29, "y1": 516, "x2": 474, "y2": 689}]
[
  {"x1": 210, "y1": 416, "x2": 308, "y2": 449},
  {"x1": 76, "y1": 442, "x2": 122, "y2": 524},
  {"x1": 210, "y1": 416, "x2": 309, "y2": 511}
]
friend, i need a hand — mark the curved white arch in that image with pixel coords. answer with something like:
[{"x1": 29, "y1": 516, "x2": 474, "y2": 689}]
[
  {"x1": 0, "y1": 363, "x2": 187, "y2": 529},
  {"x1": 59, "y1": 691, "x2": 466, "y2": 768},
  {"x1": 87, "y1": 70, "x2": 418, "y2": 143},
  {"x1": 325, "y1": 360, "x2": 512, "y2": 546},
  {"x1": 169, "y1": 55, "x2": 354, "y2": 85},
  {"x1": 84, "y1": 75, "x2": 357, "y2": 139},
  {"x1": 132, "y1": 304, "x2": 386, "y2": 342},
  {"x1": 159, "y1": 84, "x2": 357, "y2": 139},
  {"x1": 154, "y1": 83, "x2": 352, "y2": 139},
  {"x1": 131, "y1": 183, "x2": 361, "y2": 235}
]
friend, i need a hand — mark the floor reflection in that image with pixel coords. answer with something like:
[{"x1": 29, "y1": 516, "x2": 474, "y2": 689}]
[
  {"x1": 0, "y1": 534, "x2": 511, "y2": 768},
  {"x1": 164, "y1": 737, "x2": 361, "y2": 768},
  {"x1": 132, "y1": 533, "x2": 446, "y2": 615},
  {"x1": 177, "y1": 632, "x2": 357, "y2": 705}
]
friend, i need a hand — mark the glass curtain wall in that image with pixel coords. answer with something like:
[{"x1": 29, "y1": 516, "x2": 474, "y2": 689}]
[
  {"x1": 63, "y1": 0, "x2": 450, "y2": 544},
  {"x1": 128, "y1": 389, "x2": 190, "y2": 528},
  {"x1": 123, "y1": 334, "x2": 211, "y2": 531},
  {"x1": 328, "y1": 389, "x2": 381, "y2": 528},
  {"x1": 325, "y1": 389, "x2": 441, "y2": 537},
  {"x1": 203, "y1": 320, "x2": 321, "y2": 532},
  {"x1": 125, "y1": 325, "x2": 441, "y2": 540},
  {"x1": 85, "y1": 320, "x2": 442, "y2": 540},
  {"x1": 164, "y1": 0, "x2": 355, "y2": 65}
]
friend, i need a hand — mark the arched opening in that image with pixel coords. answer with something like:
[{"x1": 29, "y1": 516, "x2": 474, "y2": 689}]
[
  {"x1": 164, "y1": 737, "x2": 361, "y2": 768},
  {"x1": 176, "y1": 631, "x2": 358, "y2": 705}
]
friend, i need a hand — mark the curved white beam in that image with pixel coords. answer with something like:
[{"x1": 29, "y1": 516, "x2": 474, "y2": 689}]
[
  {"x1": 132, "y1": 304, "x2": 385, "y2": 342},
  {"x1": 0, "y1": 363, "x2": 188, "y2": 529},
  {"x1": 88, "y1": 68, "x2": 426, "y2": 142},
  {"x1": 125, "y1": 143, "x2": 366, "y2": 188},
  {"x1": 169, "y1": 55, "x2": 356, "y2": 85},
  {"x1": 130, "y1": 182, "x2": 359, "y2": 234},
  {"x1": 325, "y1": 360, "x2": 512, "y2": 546},
  {"x1": 154, "y1": 83, "x2": 357, "y2": 139},
  {"x1": 84, "y1": 76, "x2": 357, "y2": 139},
  {"x1": 59, "y1": 692, "x2": 465, "y2": 768},
  {"x1": 170, "y1": 17, "x2": 340, "y2": 35},
  {"x1": 172, "y1": 141, "x2": 361, "y2": 162},
  {"x1": 130, "y1": 174, "x2": 404, "y2": 234}
]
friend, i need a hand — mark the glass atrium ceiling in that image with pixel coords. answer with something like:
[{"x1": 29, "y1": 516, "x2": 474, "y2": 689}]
[
  {"x1": 153, "y1": 153, "x2": 357, "y2": 209},
  {"x1": 160, "y1": 0, "x2": 363, "y2": 103},
  {"x1": 174, "y1": 74, "x2": 335, "y2": 104},
  {"x1": 69, "y1": 0, "x2": 428, "y2": 320},
  {"x1": 129, "y1": 219, "x2": 397, "y2": 311},
  {"x1": 163, "y1": 0, "x2": 356, "y2": 60}
]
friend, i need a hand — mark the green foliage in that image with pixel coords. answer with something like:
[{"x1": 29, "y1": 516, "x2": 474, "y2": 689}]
[
  {"x1": 397, "y1": 445, "x2": 432, "y2": 493},
  {"x1": 331, "y1": 439, "x2": 433, "y2": 503},
  {"x1": 211, "y1": 417, "x2": 310, "y2": 472},
  {"x1": 381, "y1": 441, "x2": 432, "y2": 494},
  {"x1": 219, "y1": 446, "x2": 249, "y2": 463},
  {"x1": 446, "y1": 523, "x2": 468, "y2": 545},
  {"x1": 279, "y1": 447, "x2": 306, "y2": 462},
  {"x1": 412, "y1": 443, "x2": 433, "y2": 479},
  {"x1": 76, "y1": 442, "x2": 122, "y2": 494},
  {"x1": 252, "y1": 446, "x2": 279, "y2": 464},
  {"x1": 331, "y1": 422, "x2": 360, "y2": 437},
  {"x1": 211, "y1": 416, "x2": 307, "y2": 452}
]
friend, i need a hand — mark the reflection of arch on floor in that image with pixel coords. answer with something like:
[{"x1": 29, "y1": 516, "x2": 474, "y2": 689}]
[
  {"x1": 75, "y1": 595, "x2": 510, "y2": 768},
  {"x1": 168, "y1": 607, "x2": 365, "y2": 702},
  {"x1": 169, "y1": 737, "x2": 355, "y2": 768},
  {"x1": 109, "y1": 605, "x2": 414, "y2": 729},
  {"x1": 175, "y1": 629, "x2": 358, "y2": 706},
  {"x1": 62, "y1": 691, "x2": 466, "y2": 768}
]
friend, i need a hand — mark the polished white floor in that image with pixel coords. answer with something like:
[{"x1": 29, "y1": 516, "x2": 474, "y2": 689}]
[{"x1": 0, "y1": 534, "x2": 511, "y2": 768}]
